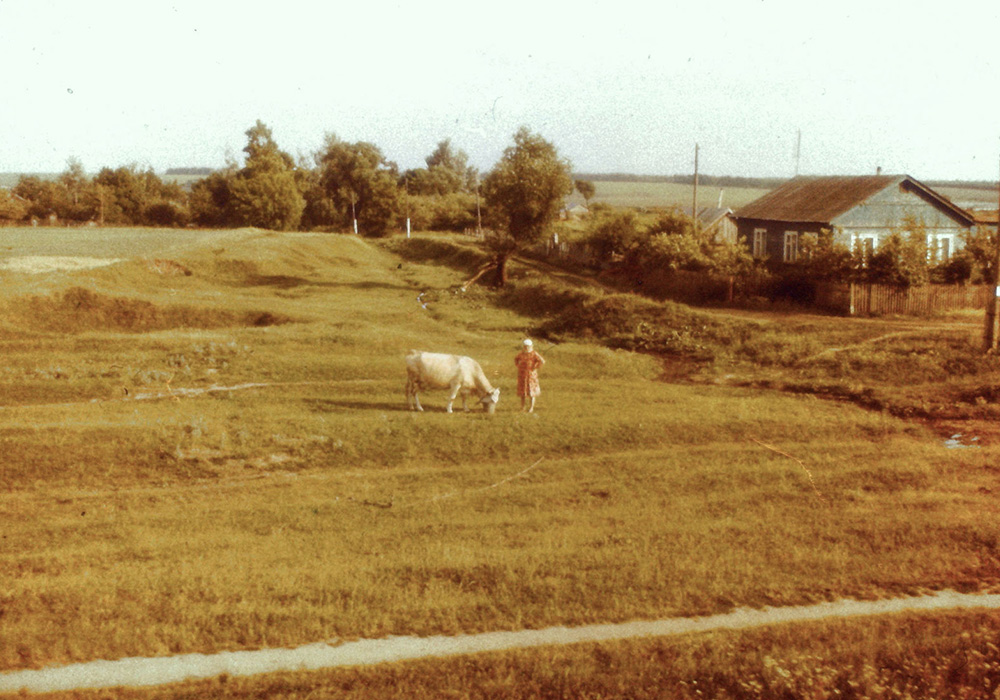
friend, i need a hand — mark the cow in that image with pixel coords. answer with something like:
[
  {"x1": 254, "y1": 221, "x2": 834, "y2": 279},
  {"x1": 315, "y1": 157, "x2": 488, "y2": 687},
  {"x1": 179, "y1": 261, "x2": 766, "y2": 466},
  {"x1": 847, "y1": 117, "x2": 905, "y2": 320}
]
[{"x1": 405, "y1": 350, "x2": 500, "y2": 414}]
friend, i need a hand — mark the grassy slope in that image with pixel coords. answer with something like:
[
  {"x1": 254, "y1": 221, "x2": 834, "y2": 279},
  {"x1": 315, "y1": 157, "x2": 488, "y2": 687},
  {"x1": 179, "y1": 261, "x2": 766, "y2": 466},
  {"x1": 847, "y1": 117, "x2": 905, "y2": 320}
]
[{"x1": 1, "y1": 229, "x2": 1000, "y2": 694}]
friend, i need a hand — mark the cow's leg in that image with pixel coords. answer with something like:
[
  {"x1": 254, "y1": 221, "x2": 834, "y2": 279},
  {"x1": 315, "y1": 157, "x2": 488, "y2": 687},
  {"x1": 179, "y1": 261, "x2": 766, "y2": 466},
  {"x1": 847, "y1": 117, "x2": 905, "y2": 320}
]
[
  {"x1": 406, "y1": 376, "x2": 424, "y2": 411},
  {"x1": 446, "y1": 382, "x2": 461, "y2": 413}
]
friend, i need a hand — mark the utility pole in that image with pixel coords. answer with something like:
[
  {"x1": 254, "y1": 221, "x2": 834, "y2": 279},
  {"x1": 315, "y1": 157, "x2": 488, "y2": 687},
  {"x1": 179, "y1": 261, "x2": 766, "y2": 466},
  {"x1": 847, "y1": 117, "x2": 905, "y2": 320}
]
[
  {"x1": 692, "y1": 143, "x2": 699, "y2": 235},
  {"x1": 985, "y1": 155, "x2": 1000, "y2": 351},
  {"x1": 795, "y1": 129, "x2": 802, "y2": 177},
  {"x1": 350, "y1": 192, "x2": 358, "y2": 235},
  {"x1": 476, "y1": 178, "x2": 483, "y2": 237}
]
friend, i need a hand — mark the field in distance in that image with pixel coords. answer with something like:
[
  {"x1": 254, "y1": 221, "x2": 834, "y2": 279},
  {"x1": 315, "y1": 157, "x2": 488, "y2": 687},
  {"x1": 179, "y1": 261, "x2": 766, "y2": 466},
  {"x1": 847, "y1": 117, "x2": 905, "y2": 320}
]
[{"x1": 1, "y1": 228, "x2": 1000, "y2": 697}]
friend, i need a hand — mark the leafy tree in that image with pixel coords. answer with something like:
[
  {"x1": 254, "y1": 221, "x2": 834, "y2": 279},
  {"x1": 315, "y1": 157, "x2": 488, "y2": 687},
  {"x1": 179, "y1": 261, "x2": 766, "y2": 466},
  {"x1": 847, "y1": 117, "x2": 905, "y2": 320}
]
[
  {"x1": 226, "y1": 120, "x2": 305, "y2": 231},
  {"x1": 401, "y1": 139, "x2": 477, "y2": 199},
  {"x1": 574, "y1": 179, "x2": 596, "y2": 206},
  {"x1": 864, "y1": 224, "x2": 929, "y2": 287},
  {"x1": 13, "y1": 176, "x2": 65, "y2": 221},
  {"x1": 480, "y1": 127, "x2": 573, "y2": 285},
  {"x1": 960, "y1": 225, "x2": 999, "y2": 284},
  {"x1": 189, "y1": 169, "x2": 236, "y2": 228},
  {"x1": 797, "y1": 229, "x2": 856, "y2": 281},
  {"x1": 587, "y1": 211, "x2": 642, "y2": 261},
  {"x1": 93, "y1": 165, "x2": 165, "y2": 224},
  {"x1": 315, "y1": 134, "x2": 400, "y2": 237},
  {"x1": 0, "y1": 189, "x2": 28, "y2": 223}
]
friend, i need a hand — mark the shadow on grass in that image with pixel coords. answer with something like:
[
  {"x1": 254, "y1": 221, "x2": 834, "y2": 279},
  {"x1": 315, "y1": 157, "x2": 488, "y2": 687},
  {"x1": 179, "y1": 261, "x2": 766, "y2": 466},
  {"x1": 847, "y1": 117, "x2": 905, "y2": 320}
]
[
  {"x1": 244, "y1": 275, "x2": 411, "y2": 292},
  {"x1": 307, "y1": 399, "x2": 491, "y2": 414},
  {"x1": 305, "y1": 399, "x2": 412, "y2": 413}
]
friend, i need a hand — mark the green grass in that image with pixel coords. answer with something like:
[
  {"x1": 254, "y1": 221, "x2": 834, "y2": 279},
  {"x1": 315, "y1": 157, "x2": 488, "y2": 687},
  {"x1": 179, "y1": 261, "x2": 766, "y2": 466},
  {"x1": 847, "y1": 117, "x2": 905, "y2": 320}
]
[{"x1": 2, "y1": 228, "x2": 1000, "y2": 695}]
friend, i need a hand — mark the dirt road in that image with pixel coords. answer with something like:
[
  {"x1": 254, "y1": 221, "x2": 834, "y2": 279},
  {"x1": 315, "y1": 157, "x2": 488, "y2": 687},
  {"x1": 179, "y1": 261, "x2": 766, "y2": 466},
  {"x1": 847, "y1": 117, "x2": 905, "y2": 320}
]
[{"x1": 3, "y1": 590, "x2": 999, "y2": 695}]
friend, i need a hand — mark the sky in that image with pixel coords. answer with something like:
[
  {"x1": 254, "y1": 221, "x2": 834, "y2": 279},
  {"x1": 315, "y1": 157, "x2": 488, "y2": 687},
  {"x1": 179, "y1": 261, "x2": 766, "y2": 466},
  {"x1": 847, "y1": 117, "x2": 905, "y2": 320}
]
[{"x1": 1, "y1": 0, "x2": 999, "y2": 181}]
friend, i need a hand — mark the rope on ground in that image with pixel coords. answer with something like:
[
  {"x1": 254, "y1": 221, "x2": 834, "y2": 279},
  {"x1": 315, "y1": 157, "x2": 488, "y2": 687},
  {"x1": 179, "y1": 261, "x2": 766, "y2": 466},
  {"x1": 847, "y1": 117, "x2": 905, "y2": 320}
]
[{"x1": 750, "y1": 437, "x2": 827, "y2": 503}]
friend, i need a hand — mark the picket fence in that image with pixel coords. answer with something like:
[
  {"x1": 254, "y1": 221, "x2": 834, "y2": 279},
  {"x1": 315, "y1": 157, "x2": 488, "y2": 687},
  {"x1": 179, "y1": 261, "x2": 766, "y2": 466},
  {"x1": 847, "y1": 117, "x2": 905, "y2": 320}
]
[
  {"x1": 639, "y1": 270, "x2": 990, "y2": 316},
  {"x1": 818, "y1": 282, "x2": 991, "y2": 317}
]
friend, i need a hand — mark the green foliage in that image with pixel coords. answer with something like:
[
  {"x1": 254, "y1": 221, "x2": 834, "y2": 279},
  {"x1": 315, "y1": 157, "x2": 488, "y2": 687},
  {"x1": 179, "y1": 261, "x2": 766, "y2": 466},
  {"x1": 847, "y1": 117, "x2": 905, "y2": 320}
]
[
  {"x1": 865, "y1": 227, "x2": 929, "y2": 287},
  {"x1": 574, "y1": 178, "x2": 595, "y2": 203},
  {"x1": 587, "y1": 210, "x2": 641, "y2": 260},
  {"x1": 538, "y1": 292, "x2": 752, "y2": 360},
  {"x1": 316, "y1": 134, "x2": 401, "y2": 237},
  {"x1": 189, "y1": 170, "x2": 236, "y2": 228},
  {"x1": 961, "y1": 225, "x2": 998, "y2": 283},
  {"x1": 402, "y1": 139, "x2": 477, "y2": 196},
  {"x1": 482, "y1": 128, "x2": 573, "y2": 248},
  {"x1": 226, "y1": 121, "x2": 305, "y2": 231},
  {"x1": 0, "y1": 188, "x2": 28, "y2": 222},
  {"x1": 404, "y1": 192, "x2": 478, "y2": 231}
]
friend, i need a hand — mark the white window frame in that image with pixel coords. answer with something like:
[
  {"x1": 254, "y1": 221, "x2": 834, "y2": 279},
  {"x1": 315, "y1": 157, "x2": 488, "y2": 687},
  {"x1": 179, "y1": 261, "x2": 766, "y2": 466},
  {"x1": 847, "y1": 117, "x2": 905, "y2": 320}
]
[
  {"x1": 752, "y1": 228, "x2": 767, "y2": 258},
  {"x1": 783, "y1": 231, "x2": 799, "y2": 262},
  {"x1": 856, "y1": 235, "x2": 876, "y2": 264}
]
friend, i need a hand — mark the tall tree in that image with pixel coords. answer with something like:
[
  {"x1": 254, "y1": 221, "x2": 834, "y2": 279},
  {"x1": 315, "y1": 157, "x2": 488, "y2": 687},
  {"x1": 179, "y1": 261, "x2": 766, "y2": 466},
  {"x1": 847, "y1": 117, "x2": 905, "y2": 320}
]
[
  {"x1": 480, "y1": 127, "x2": 573, "y2": 285},
  {"x1": 227, "y1": 120, "x2": 305, "y2": 231},
  {"x1": 315, "y1": 134, "x2": 400, "y2": 237},
  {"x1": 574, "y1": 179, "x2": 596, "y2": 207}
]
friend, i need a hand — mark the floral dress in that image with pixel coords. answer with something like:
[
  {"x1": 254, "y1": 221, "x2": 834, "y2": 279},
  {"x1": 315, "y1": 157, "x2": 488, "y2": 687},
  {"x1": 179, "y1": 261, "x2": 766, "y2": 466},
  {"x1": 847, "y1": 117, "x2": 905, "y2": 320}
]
[{"x1": 515, "y1": 350, "x2": 545, "y2": 398}]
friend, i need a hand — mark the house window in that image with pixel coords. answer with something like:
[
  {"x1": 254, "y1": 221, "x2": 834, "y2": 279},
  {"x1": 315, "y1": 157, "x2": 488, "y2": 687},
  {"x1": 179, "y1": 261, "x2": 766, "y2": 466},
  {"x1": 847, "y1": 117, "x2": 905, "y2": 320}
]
[
  {"x1": 783, "y1": 231, "x2": 799, "y2": 262},
  {"x1": 752, "y1": 228, "x2": 767, "y2": 258},
  {"x1": 856, "y1": 236, "x2": 876, "y2": 264},
  {"x1": 938, "y1": 236, "x2": 952, "y2": 261}
]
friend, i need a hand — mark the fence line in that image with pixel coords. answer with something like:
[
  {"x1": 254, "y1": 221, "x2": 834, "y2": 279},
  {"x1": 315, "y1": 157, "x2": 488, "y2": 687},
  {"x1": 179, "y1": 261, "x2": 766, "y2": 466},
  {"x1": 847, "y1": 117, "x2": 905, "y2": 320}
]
[{"x1": 818, "y1": 282, "x2": 990, "y2": 316}]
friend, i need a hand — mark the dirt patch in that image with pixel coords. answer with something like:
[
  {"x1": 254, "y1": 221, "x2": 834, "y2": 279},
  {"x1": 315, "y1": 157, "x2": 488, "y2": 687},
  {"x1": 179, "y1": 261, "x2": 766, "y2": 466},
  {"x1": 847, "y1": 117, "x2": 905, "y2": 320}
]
[
  {"x1": 10, "y1": 287, "x2": 292, "y2": 333},
  {"x1": 145, "y1": 259, "x2": 193, "y2": 276}
]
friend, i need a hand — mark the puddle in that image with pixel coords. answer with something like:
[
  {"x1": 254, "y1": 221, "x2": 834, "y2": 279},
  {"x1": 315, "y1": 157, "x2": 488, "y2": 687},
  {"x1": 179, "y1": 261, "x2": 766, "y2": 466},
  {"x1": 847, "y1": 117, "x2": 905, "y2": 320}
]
[
  {"x1": 2, "y1": 590, "x2": 1000, "y2": 693},
  {"x1": 944, "y1": 433, "x2": 981, "y2": 449}
]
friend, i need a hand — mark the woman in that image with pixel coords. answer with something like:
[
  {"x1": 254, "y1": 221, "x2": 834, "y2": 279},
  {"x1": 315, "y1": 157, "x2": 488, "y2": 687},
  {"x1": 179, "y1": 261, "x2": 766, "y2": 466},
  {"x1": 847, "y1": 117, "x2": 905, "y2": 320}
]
[{"x1": 514, "y1": 338, "x2": 545, "y2": 413}]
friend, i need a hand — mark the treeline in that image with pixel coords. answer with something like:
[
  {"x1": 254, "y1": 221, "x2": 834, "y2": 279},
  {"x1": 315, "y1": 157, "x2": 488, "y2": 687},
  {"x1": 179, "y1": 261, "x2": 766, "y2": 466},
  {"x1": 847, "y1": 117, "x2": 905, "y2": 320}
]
[
  {"x1": 573, "y1": 173, "x2": 787, "y2": 189},
  {"x1": 0, "y1": 121, "x2": 490, "y2": 236}
]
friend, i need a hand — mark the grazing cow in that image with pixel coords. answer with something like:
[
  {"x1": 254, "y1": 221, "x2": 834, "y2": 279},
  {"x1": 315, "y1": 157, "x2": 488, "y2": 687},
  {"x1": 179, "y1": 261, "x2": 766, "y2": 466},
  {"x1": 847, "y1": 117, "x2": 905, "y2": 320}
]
[{"x1": 405, "y1": 350, "x2": 500, "y2": 413}]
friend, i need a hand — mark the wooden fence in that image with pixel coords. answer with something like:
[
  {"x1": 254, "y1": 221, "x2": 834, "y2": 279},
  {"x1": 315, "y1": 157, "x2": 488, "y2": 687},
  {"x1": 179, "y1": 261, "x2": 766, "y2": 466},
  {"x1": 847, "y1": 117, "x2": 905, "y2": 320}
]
[{"x1": 820, "y1": 282, "x2": 991, "y2": 316}]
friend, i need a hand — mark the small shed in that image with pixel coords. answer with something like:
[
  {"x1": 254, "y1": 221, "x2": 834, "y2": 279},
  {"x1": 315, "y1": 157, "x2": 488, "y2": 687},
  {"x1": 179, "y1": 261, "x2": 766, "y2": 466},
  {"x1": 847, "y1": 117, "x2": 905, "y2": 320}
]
[{"x1": 680, "y1": 206, "x2": 738, "y2": 245}]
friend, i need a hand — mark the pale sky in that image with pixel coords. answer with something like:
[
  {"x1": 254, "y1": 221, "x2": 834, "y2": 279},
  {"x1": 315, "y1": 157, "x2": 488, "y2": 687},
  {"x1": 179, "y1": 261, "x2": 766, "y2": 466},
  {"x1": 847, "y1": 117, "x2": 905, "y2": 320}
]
[{"x1": 1, "y1": 0, "x2": 999, "y2": 181}]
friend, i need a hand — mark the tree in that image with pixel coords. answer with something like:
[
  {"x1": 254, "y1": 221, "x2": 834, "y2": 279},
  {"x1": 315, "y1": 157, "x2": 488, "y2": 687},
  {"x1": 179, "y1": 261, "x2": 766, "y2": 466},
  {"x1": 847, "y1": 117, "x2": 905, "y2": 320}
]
[
  {"x1": 226, "y1": 120, "x2": 305, "y2": 231},
  {"x1": 315, "y1": 134, "x2": 400, "y2": 237},
  {"x1": 479, "y1": 127, "x2": 573, "y2": 285},
  {"x1": 587, "y1": 211, "x2": 641, "y2": 261},
  {"x1": 0, "y1": 190, "x2": 27, "y2": 223},
  {"x1": 574, "y1": 179, "x2": 596, "y2": 207}
]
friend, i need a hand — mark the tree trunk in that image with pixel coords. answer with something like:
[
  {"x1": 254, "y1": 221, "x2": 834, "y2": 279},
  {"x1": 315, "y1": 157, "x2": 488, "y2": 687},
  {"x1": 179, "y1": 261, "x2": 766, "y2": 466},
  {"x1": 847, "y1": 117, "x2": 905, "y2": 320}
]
[{"x1": 494, "y1": 254, "x2": 509, "y2": 287}]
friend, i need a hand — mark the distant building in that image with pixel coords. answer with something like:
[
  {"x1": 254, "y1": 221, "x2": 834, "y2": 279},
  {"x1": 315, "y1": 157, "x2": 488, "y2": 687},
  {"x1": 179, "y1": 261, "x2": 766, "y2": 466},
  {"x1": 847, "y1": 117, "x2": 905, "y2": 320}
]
[
  {"x1": 680, "y1": 206, "x2": 737, "y2": 245},
  {"x1": 734, "y1": 175, "x2": 975, "y2": 264},
  {"x1": 560, "y1": 203, "x2": 589, "y2": 221}
]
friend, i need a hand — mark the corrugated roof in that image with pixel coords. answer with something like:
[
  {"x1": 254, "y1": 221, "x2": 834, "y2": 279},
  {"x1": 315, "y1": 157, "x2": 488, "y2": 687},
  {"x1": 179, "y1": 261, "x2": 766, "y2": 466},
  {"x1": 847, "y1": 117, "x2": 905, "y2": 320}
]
[{"x1": 734, "y1": 175, "x2": 900, "y2": 223}]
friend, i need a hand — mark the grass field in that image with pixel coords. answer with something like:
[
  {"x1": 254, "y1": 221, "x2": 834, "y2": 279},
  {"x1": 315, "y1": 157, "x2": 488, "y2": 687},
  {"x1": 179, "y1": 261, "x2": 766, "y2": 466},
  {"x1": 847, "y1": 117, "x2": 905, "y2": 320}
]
[{"x1": 2, "y1": 227, "x2": 1000, "y2": 697}]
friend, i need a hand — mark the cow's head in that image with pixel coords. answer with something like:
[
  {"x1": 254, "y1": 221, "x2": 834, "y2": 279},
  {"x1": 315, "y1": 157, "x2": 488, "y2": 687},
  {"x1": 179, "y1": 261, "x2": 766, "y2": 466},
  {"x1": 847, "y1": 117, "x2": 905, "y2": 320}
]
[{"x1": 480, "y1": 388, "x2": 500, "y2": 414}]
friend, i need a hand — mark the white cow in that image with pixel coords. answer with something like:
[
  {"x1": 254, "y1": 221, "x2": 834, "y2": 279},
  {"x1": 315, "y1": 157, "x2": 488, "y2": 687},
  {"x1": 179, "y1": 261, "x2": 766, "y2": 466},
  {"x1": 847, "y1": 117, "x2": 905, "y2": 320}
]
[{"x1": 405, "y1": 350, "x2": 500, "y2": 413}]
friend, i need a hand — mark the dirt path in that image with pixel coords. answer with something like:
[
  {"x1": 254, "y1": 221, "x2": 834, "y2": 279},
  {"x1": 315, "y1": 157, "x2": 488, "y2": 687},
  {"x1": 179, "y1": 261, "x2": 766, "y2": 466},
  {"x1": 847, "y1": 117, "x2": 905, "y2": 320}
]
[{"x1": 3, "y1": 591, "x2": 1000, "y2": 694}]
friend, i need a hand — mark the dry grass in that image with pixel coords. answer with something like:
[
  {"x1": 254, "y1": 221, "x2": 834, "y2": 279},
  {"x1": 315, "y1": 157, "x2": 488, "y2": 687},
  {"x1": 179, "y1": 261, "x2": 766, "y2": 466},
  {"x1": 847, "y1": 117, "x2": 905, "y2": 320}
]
[{"x1": 2, "y1": 229, "x2": 1000, "y2": 696}]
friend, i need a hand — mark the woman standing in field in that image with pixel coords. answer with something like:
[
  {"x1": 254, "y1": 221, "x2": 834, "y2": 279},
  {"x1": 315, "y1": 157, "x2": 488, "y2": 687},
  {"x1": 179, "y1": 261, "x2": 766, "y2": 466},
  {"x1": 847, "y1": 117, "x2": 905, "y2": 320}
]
[{"x1": 515, "y1": 338, "x2": 545, "y2": 413}]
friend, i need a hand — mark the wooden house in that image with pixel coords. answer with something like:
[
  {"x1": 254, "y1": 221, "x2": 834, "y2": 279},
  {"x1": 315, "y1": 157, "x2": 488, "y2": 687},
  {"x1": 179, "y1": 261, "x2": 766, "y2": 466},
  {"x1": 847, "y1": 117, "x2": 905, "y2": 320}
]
[{"x1": 734, "y1": 175, "x2": 975, "y2": 264}]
